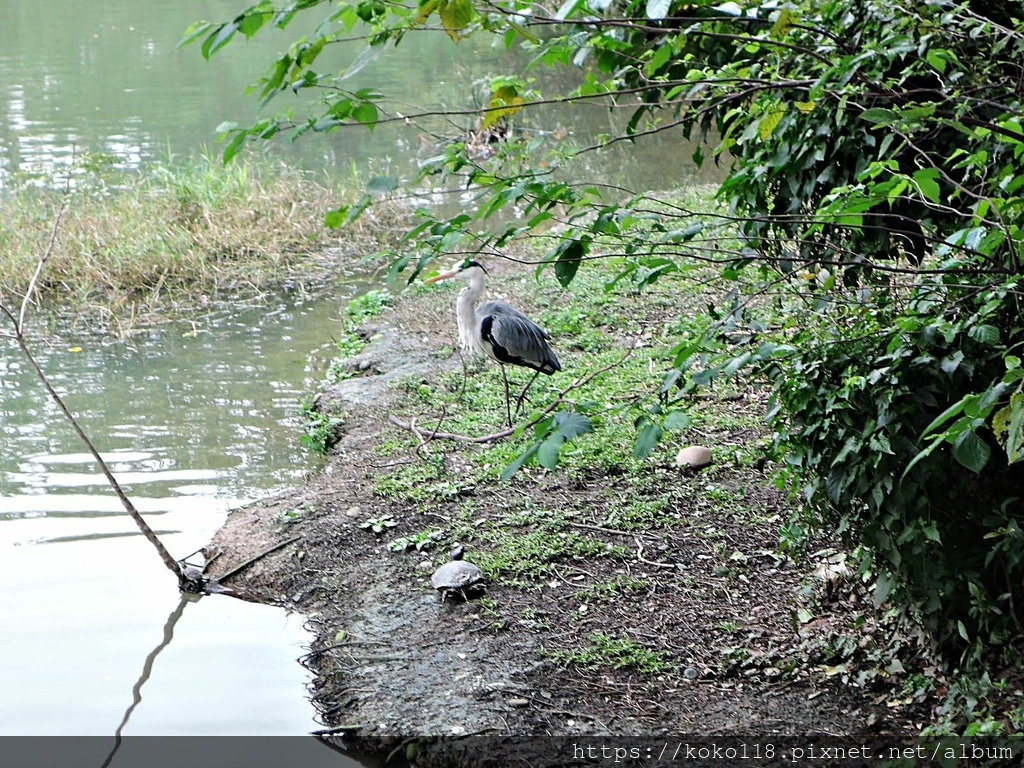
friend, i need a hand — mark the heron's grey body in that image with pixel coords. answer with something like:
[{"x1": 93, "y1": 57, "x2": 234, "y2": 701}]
[{"x1": 430, "y1": 261, "x2": 560, "y2": 424}]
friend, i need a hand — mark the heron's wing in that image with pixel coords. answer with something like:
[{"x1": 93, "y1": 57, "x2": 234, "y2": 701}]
[
  {"x1": 478, "y1": 301, "x2": 538, "y2": 329},
  {"x1": 478, "y1": 304, "x2": 561, "y2": 374}
]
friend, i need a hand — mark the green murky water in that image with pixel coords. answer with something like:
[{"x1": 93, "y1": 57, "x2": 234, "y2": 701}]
[{"x1": 0, "y1": 284, "x2": 360, "y2": 740}]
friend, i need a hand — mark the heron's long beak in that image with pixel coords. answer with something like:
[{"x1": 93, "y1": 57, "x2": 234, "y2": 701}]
[{"x1": 424, "y1": 267, "x2": 461, "y2": 285}]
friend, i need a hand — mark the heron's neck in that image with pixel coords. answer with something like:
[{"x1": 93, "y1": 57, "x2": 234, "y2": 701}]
[{"x1": 457, "y1": 271, "x2": 486, "y2": 353}]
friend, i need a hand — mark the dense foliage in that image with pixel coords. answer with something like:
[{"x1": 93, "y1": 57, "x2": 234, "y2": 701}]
[{"x1": 185, "y1": 0, "x2": 1024, "y2": 657}]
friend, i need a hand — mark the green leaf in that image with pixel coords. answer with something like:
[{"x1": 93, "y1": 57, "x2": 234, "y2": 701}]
[
  {"x1": 324, "y1": 207, "x2": 349, "y2": 229},
  {"x1": 537, "y1": 436, "x2": 564, "y2": 470},
  {"x1": 342, "y1": 45, "x2": 381, "y2": 81},
  {"x1": 957, "y1": 620, "x2": 969, "y2": 642},
  {"x1": 366, "y1": 175, "x2": 399, "y2": 195},
  {"x1": 554, "y1": 0, "x2": 582, "y2": 20},
  {"x1": 500, "y1": 442, "x2": 540, "y2": 482},
  {"x1": 926, "y1": 48, "x2": 948, "y2": 74},
  {"x1": 912, "y1": 168, "x2": 941, "y2": 204},
  {"x1": 758, "y1": 104, "x2": 786, "y2": 141},
  {"x1": 1006, "y1": 394, "x2": 1024, "y2": 463},
  {"x1": 220, "y1": 128, "x2": 249, "y2": 163},
  {"x1": 952, "y1": 430, "x2": 991, "y2": 474},
  {"x1": 482, "y1": 84, "x2": 524, "y2": 130},
  {"x1": 178, "y1": 21, "x2": 214, "y2": 49},
  {"x1": 352, "y1": 102, "x2": 379, "y2": 125},
  {"x1": 770, "y1": 8, "x2": 793, "y2": 38},
  {"x1": 546, "y1": 238, "x2": 588, "y2": 288},
  {"x1": 873, "y1": 571, "x2": 894, "y2": 606},
  {"x1": 860, "y1": 107, "x2": 897, "y2": 126},
  {"x1": 968, "y1": 324, "x2": 1000, "y2": 346},
  {"x1": 324, "y1": 195, "x2": 370, "y2": 228},
  {"x1": 646, "y1": 43, "x2": 673, "y2": 77},
  {"x1": 722, "y1": 351, "x2": 752, "y2": 377},
  {"x1": 414, "y1": 0, "x2": 441, "y2": 25},
  {"x1": 634, "y1": 423, "x2": 664, "y2": 459},
  {"x1": 920, "y1": 397, "x2": 968, "y2": 438},
  {"x1": 438, "y1": 0, "x2": 474, "y2": 42},
  {"x1": 663, "y1": 411, "x2": 691, "y2": 431},
  {"x1": 554, "y1": 410, "x2": 592, "y2": 439},
  {"x1": 201, "y1": 21, "x2": 239, "y2": 59},
  {"x1": 501, "y1": 411, "x2": 590, "y2": 480},
  {"x1": 238, "y1": 11, "x2": 272, "y2": 38}
]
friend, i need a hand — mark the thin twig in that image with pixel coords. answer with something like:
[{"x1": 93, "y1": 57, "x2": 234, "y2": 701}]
[
  {"x1": 216, "y1": 536, "x2": 302, "y2": 583},
  {"x1": 17, "y1": 152, "x2": 72, "y2": 333},
  {"x1": 635, "y1": 538, "x2": 680, "y2": 570},
  {"x1": 389, "y1": 414, "x2": 514, "y2": 443}
]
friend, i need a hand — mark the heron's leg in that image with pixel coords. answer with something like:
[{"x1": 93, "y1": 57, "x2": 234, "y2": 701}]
[
  {"x1": 500, "y1": 365, "x2": 513, "y2": 427},
  {"x1": 513, "y1": 370, "x2": 542, "y2": 418}
]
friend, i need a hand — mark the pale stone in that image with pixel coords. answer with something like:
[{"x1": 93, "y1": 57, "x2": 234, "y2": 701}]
[{"x1": 675, "y1": 445, "x2": 712, "y2": 469}]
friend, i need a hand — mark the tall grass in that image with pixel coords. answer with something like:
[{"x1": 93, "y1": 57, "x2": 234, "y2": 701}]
[{"x1": 0, "y1": 153, "x2": 401, "y2": 324}]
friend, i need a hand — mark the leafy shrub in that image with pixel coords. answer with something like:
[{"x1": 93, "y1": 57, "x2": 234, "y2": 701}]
[{"x1": 762, "y1": 272, "x2": 1024, "y2": 653}]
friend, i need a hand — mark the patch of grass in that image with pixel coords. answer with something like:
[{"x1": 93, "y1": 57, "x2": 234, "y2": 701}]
[
  {"x1": 372, "y1": 456, "x2": 467, "y2": 502},
  {"x1": 598, "y1": 494, "x2": 672, "y2": 531},
  {"x1": 372, "y1": 256, "x2": 735, "y2": 498},
  {"x1": 300, "y1": 399, "x2": 345, "y2": 455},
  {"x1": 345, "y1": 289, "x2": 393, "y2": 323},
  {"x1": 574, "y1": 575, "x2": 652, "y2": 603},
  {"x1": 550, "y1": 632, "x2": 676, "y2": 676},
  {"x1": 273, "y1": 503, "x2": 310, "y2": 525},
  {"x1": 0, "y1": 152, "x2": 411, "y2": 326},
  {"x1": 388, "y1": 528, "x2": 444, "y2": 552},
  {"x1": 359, "y1": 514, "x2": 398, "y2": 534},
  {"x1": 476, "y1": 597, "x2": 509, "y2": 631},
  {"x1": 474, "y1": 528, "x2": 628, "y2": 583},
  {"x1": 325, "y1": 289, "x2": 393, "y2": 382}
]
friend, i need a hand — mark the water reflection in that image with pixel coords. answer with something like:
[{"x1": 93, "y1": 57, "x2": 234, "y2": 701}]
[
  {"x1": 0, "y1": 283, "x2": 358, "y2": 737},
  {"x1": 0, "y1": 0, "x2": 718, "y2": 192}
]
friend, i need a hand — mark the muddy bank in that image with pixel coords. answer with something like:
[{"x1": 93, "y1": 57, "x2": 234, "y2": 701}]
[{"x1": 203, "y1": 260, "x2": 932, "y2": 766}]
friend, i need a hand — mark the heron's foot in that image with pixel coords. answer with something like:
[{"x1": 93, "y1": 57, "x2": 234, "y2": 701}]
[{"x1": 512, "y1": 394, "x2": 534, "y2": 418}]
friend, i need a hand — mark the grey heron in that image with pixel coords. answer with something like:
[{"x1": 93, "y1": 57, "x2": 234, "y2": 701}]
[{"x1": 426, "y1": 260, "x2": 561, "y2": 426}]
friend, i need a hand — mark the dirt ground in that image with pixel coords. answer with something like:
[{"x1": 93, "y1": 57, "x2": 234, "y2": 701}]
[{"x1": 203, "y1": 260, "x2": 945, "y2": 767}]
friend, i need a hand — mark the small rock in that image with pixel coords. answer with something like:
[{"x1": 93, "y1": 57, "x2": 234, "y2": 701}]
[
  {"x1": 415, "y1": 559, "x2": 434, "y2": 573},
  {"x1": 684, "y1": 667, "x2": 699, "y2": 679},
  {"x1": 508, "y1": 698, "x2": 530, "y2": 708},
  {"x1": 345, "y1": 506, "x2": 362, "y2": 518},
  {"x1": 675, "y1": 445, "x2": 713, "y2": 469}
]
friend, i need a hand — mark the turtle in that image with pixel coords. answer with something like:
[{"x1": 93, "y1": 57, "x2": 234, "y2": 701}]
[{"x1": 430, "y1": 545, "x2": 485, "y2": 602}]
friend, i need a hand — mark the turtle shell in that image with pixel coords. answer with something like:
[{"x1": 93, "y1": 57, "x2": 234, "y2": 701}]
[{"x1": 431, "y1": 559, "x2": 483, "y2": 591}]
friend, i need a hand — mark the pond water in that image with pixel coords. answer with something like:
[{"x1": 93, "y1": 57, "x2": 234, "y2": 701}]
[
  {"x1": 0, "y1": 282, "x2": 368, "y2": 751},
  {"x1": 0, "y1": 0, "x2": 716, "y2": 191}
]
